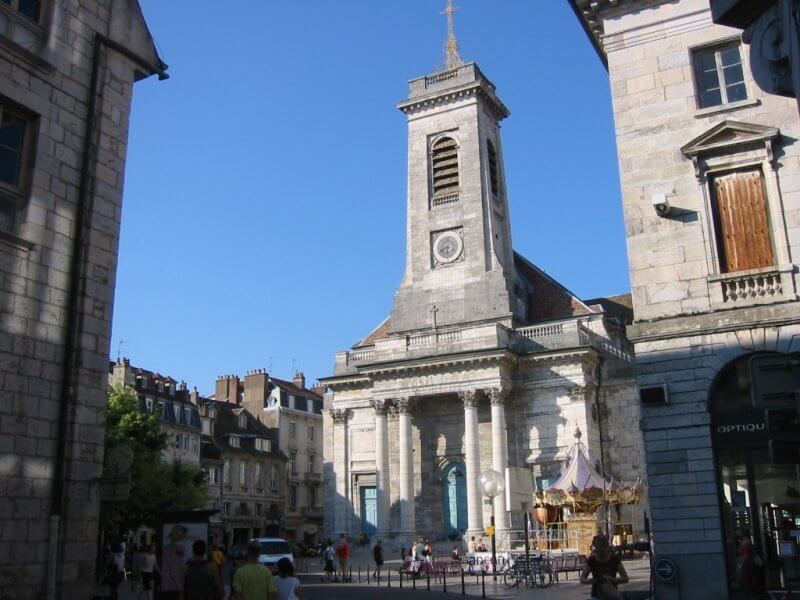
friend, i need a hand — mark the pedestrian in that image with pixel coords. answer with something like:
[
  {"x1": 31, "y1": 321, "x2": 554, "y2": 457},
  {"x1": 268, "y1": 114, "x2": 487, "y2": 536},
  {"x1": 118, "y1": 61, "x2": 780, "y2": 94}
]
[
  {"x1": 334, "y1": 534, "x2": 350, "y2": 582},
  {"x1": 579, "y1": 534, "x2": 628, "y2": 600},
  {"x1": 322, "y1": 540, "x2": 335, "y2": 583},
  {"x1": 210, "y1": 545, "x2": 225, "y2": 575},
  {"x1": 451, "y1": 546, "x2": 461, "y2": 562},
  {"x1": 373, "y1": 539, "x2": 384, "y2": 580},
  {"x1": 182, "y1": 539, "x2": 224, "y2": 600},
  {"x1": 275, "y1": 556, "x2": 302, "y2": 600},
  {"x1": 400, "y1": 546, "x2": 407, "y2": 562},
  {"x1": 467, "y1": 536, "x2": 476, "y2": 553},
  {"x1": 414, "y1": 539, "x2": 425, "y2": 563},
  {"x1": 106, "y1": 540, "x2": 126, "y2": 600},
  {"x1": 141, "y1": 544, "x2": 160, "y2": 600},
  {"x1": 736, "y1": 527, "x2": 765, "y2": 598},
  {"x1": 423, "y1": 540, "x2": 433, "y2": 563},
  {"x1": 232, "y1": 540, "x2": 278, "y2": 600}
]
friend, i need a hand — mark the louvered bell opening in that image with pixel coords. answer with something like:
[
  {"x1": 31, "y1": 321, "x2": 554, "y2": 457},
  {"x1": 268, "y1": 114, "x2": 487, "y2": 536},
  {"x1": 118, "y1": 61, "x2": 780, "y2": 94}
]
[
  {"x1": 432, "y1": 138, "x2": 459, "y2": 197},
  {"x1": 487, "y1": 141, "x2": 499, "y2": 197}
]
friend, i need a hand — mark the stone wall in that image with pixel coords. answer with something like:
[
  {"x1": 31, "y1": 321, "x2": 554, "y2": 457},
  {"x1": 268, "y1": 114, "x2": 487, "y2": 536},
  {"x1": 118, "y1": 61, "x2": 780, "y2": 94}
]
[{"x1": 0, "y1": 2, "x2": 162, "y2": 598}]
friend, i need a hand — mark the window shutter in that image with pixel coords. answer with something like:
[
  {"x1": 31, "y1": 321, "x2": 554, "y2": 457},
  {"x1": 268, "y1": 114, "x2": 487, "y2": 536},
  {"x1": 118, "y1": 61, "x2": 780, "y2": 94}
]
[
  {"x1": 431, "y1": 137, "x2": 459, "y2": 197},
  {"x1": 713, "y1": 170, "x2": 774, "y2": 273}
]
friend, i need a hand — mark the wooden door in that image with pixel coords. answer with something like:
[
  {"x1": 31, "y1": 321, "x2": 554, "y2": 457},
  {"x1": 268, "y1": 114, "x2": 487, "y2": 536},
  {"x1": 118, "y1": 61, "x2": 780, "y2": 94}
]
[{"x1": 713, "y1": 170, "x2": 774, "y2": 273}]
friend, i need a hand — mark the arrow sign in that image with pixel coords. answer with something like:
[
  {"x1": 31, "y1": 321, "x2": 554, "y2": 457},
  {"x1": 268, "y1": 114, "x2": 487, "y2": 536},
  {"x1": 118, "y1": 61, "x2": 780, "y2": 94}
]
[{"x1": 654, "y1": 557, "x2": 678, "y2": 583}]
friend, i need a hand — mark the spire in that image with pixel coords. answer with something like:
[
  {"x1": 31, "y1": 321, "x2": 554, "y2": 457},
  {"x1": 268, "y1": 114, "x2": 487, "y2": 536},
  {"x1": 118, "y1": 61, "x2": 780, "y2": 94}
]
[{"x1": 442, "y1": 0, "x2": 464, "y2": 71}]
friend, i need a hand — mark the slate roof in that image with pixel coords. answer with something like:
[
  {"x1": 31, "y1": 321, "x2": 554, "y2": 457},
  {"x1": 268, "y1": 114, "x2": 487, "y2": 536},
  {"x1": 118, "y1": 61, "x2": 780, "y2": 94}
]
[
  {"x1": 270, "y1": 377, "x2": 322, "y2": 400},
  {"x1": 200, "y1": 399, "x2": 286, "y2": 461},
  {"x1": 583, "y1": 293, "x2": 634, "y2": 325}
]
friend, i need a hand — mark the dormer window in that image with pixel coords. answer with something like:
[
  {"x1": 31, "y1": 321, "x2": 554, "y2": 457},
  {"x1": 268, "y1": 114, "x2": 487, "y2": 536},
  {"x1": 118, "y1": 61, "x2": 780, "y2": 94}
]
[
  {"x1": 255, "y1": 438, "x2": 271, "y2": 452},
  {"x1": 208, "y1": 405, "x2": 216, "y2": 419},
  {"x1": 238, "y1": 413, "x2": 247, "y2": 429},
  {"x1": 430, "y1": 136, "x2": 460, "y2": 206},
  {"x1": 229, "y1": 435, "x2": 240, "y2": 448}
]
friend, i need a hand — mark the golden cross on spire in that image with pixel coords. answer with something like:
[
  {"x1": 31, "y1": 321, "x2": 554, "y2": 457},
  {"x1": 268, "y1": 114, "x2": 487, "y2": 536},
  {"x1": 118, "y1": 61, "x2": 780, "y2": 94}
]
[{"x1": 442, "y1": 0, "x2": 464, "y2": 71}]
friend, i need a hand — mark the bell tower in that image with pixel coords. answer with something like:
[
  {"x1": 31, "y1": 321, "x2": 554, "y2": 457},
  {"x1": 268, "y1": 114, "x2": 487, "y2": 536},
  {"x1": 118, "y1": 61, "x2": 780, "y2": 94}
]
[{"x1": 390, "y1": 8, "x2": 527, "y2": 333}]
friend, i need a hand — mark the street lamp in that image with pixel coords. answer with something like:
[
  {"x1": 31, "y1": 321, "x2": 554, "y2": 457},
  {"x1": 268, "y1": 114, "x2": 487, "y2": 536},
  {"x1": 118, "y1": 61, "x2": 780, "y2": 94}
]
[{"x1": 480, "y1": 469, "x2": 504, "y2": 580}]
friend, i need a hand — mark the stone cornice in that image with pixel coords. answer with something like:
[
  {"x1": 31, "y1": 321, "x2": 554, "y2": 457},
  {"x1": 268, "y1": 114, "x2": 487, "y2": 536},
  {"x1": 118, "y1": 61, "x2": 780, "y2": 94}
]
[
  {"x1": 356, "y1": 348, "x2": 517, "y2": 378},
  {"x1": 398, "y1": 83, "x2": 509, "y2": 121},
  {"x1": 627, "y1": 301, "x2": 800, "y2": 343}
]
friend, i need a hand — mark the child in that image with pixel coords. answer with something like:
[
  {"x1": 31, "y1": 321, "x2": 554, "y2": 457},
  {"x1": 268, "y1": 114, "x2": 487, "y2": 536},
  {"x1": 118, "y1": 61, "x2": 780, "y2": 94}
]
[
  {"x1": 322, "y1": 540, "x2": 335, "y2": 583},
  {"x1": 275, "y1": 557, "x2": 302, "y2": 600}
]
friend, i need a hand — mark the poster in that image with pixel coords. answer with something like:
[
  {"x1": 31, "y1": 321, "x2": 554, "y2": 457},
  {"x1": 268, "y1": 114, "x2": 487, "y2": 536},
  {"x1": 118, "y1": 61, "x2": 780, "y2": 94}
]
[{"x1": 160, "y1": 521, "x2": 209, "y2": 592}]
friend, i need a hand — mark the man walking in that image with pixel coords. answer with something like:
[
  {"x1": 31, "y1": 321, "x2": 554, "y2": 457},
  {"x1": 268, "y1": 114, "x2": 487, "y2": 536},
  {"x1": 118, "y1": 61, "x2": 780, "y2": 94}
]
[
  {"x1": 182, "y1": 539, "x2": 224, "y2": 600},
  {"x1": 232, "y1": 541, "x2": 277, "y2": 600},
  {"x1": 372, "y1": 539, "x2": 384, "y2": 581},
  {"x1": 334, "y1": 535, "x2": 350, "y2": 582}
]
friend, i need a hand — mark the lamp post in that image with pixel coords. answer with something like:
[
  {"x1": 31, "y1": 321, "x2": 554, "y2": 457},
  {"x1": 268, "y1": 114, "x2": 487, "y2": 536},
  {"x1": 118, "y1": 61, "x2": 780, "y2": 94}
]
[{"x1": 480, "y1": 469, "x2": 504, "y2": 581}]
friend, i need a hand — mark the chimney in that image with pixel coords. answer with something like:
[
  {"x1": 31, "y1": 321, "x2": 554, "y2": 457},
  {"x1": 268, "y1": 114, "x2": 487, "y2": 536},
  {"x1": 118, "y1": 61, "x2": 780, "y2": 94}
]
[
  {"x1": 189, "y1": 386, "x2": 199, "y2": 406},
  {"x1": 293, "y1": 371, "x2": 306, "y2": 390},
  {"x1": 244, "y1": 369, "x2": 269, "y2": 416},
  {"x1": 214, "y1": 374, "x2": 241, "y2": 404}
]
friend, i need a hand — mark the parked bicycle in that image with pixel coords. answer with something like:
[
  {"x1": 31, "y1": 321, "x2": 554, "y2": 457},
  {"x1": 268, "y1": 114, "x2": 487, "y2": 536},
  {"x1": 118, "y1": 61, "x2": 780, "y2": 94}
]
[{"x1": 502, "y1": 555, "x2": 555, "y2": 589}]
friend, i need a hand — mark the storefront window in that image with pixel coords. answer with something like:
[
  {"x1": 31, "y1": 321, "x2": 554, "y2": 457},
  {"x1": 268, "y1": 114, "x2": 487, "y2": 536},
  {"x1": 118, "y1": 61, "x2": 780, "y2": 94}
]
[{"x1": 712, "y1": 355, "x2": 800, "y2": 593}]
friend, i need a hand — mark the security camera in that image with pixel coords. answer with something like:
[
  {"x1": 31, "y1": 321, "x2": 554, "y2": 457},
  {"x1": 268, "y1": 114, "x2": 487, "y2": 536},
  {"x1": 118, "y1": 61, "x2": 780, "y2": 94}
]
[{"x1": 651, "y1": 193, "x2": 671, "y2": 217}]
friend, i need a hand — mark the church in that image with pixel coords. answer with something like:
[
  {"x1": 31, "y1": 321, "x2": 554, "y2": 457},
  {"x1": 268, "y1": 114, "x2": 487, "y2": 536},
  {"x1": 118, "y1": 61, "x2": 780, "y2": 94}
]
[{"x1": 320, "y1": 11, "x2": 648, "y2": 549}]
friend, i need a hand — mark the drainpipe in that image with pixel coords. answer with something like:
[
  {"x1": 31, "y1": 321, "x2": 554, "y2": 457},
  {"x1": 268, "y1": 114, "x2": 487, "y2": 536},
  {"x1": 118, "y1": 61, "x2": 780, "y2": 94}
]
[{"x1": 47, "y1": 33, "x2": 167, "y2": 600}]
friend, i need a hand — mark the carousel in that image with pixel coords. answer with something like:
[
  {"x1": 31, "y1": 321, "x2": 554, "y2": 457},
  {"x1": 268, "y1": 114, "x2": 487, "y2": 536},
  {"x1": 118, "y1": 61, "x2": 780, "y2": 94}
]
[{"x1": 532, "y1": 427, "x2": 643, "y2": 556}]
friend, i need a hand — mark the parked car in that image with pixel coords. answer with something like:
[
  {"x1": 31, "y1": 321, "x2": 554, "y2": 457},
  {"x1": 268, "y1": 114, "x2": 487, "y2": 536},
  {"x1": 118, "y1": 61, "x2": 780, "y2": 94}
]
[{"x1": 252, "y1": 538, "x2": 293, "y2": 573}]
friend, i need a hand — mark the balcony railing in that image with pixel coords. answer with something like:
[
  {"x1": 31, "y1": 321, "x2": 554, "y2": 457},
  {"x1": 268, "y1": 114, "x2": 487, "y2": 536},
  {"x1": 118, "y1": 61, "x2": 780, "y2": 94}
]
[{"x1": 709, "y1": 265, "x2": 796, "y2": 310}]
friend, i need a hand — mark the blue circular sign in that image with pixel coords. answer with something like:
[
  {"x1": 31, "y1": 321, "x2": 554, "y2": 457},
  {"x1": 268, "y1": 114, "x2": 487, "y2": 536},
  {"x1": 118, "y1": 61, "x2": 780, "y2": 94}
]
[{"x1": 654, "y1": 557, "x2": 678, "y2": 583}]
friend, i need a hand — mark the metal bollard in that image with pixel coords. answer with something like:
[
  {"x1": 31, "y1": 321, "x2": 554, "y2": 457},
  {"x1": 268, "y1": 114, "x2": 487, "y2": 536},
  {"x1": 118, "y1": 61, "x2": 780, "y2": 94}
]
[
  {"x1": 367, "y1": 567, "x2": 370, "y2": 584},
  {"x1": 461, "y1": 570, "x2": 465, "y2": 596},
  {"x1": 358, "y1": 565, "x2": 361, "y2": 583},
  {"x1": 388, "y1": 569, "x2": 391, "y2": 587},
  {"x1": 413, "y1": 573, "x2": 416, "y2": 589},
  {"x1": 443, "y1": 572, "x2": 447, "y2": 593},
  {"x1": 400, "y1": 569, "x2": 403, "y2": 588},
  {"x1": 427, "y1": 570, "x2": 430, "y2": 591},
  {"x1": 481, "y1": 572, "x2": 486, "y2": 599}
]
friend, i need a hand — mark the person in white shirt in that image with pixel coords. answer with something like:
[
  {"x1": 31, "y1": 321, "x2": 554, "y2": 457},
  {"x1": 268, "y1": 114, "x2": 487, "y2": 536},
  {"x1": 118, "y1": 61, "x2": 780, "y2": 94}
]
[
  {"x1": 140, "y1": 544, "x2": 159, "y2": 600},
  {"x1": 276, "y1": 557, "x2": 302, "y2": 599}
]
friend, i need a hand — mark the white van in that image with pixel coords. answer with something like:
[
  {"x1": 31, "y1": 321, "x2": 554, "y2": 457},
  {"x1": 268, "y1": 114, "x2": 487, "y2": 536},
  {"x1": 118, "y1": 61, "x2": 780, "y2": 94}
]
[{"x1": 251, "y1": 537, "x2": 293, "y2": 574}]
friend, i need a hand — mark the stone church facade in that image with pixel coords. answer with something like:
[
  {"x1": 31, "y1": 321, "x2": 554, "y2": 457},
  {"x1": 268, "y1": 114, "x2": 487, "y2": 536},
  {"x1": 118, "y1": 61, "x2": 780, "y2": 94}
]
[{"x1": 321, "y1": 61, "x2": 649, "y2": 546}]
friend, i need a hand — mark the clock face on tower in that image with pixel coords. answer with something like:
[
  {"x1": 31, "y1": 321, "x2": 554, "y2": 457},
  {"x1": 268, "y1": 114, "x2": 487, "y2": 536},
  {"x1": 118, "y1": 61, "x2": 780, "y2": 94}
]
[{"x1": 432, "y1": 229, "x2": 464, "y2": 266}]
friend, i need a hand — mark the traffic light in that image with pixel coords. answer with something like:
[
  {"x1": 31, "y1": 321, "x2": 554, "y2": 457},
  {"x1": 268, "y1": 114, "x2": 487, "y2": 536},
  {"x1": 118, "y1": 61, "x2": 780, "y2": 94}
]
[{"x1": 765, "y1": 408, "x2": 800, "y2": 464}]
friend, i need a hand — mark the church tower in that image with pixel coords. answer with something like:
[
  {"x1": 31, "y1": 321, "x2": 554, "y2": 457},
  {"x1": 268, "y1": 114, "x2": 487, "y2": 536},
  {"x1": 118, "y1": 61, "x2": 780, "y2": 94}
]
[{"x1": 390, "y1": 11, "x2": 527, "y2": 333}]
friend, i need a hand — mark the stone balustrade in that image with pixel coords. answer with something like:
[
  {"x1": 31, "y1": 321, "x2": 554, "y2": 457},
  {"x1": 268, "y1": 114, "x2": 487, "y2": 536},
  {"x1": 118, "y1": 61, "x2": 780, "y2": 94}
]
[{"x1": 708, "y1": 265, "x2": 796, "y2": 310}]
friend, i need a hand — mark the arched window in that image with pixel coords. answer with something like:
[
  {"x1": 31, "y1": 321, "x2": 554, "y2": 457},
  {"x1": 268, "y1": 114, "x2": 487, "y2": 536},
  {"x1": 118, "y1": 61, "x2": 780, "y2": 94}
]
[
  {"x1": 431, "y1": 136, "x2": 460, "y2": 200},
  {"x1": 487, "y1": 140, "x2": 500, "y2": 197}
]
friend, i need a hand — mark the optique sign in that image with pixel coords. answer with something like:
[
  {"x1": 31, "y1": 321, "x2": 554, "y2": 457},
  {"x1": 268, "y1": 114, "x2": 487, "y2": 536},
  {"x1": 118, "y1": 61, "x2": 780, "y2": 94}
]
[{"x1": 716, "y1": 423, "x2": 765, "y2": 434}]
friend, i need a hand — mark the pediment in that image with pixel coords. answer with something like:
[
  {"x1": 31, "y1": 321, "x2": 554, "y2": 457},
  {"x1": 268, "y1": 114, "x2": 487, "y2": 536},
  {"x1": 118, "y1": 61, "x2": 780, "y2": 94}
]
[{"x1": 682, "y1": 120, "x2": 780, "y2": 158}]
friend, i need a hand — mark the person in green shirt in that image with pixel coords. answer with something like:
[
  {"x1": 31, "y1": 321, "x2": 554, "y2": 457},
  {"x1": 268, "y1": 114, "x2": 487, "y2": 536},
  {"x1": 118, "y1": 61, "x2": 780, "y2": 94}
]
[{"x1": 232, "y1": 541, "x2": 278, "y2": 600}]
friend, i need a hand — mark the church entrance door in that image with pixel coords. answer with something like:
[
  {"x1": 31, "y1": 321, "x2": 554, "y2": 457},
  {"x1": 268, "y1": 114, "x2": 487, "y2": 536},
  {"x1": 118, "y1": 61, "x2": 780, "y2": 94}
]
[
  {"x1": 360, "y1": 486, "x2": 377, "y2": 536},
  {"x1": 442, "y1": 462, "x2": 467, "y2": 537}
]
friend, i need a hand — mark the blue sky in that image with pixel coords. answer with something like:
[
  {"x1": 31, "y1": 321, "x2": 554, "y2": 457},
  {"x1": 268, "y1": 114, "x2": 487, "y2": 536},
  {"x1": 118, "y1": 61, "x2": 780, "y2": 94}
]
[{"x1": 112, "y1": 0, "x2": 624, "y2": 393}]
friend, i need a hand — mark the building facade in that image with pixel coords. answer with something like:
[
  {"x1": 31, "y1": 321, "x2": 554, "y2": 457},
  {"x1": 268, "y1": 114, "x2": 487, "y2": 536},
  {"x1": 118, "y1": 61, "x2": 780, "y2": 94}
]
[
  {"x1": 109, "y1": 359, "x2": 202, "y2": 466},
  {"x1": 321, "y1": 59, "x2": 649, "y2": 549},
  {"x1": 198, "y1": 399, "x2": 286, "y2": 549},
  {"x1": 570, "y1": 0, "x2": 800, "y2": 597},
  {"x1": 225, "y1": 371, "x2": 325, "y2": 544},
  {"x1": 0, "y1": 2, "x2": 165, "y2": 598}
]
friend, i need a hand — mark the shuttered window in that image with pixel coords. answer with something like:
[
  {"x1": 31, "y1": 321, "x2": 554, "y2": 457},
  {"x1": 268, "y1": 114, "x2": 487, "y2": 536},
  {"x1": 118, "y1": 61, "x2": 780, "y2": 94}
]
[
  {"x1": 487, "y1": 140, "x2": 500, "y2": 197},
  {"x1": 712, "y1": 170, "x2": 774, "y2": 273},
  {"x1": 431, "y1": 136, "x2": 459, "y2": 198}
]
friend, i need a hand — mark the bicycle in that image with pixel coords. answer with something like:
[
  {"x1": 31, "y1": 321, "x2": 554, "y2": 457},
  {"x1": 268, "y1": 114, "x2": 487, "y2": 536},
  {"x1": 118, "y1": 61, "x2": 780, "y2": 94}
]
[{"x1": 502, "y1": 555, "x2": 554, "y2": 589}]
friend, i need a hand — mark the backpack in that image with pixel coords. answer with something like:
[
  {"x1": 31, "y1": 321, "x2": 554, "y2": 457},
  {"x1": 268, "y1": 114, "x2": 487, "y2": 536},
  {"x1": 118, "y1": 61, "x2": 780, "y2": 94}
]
[{"x1": 183, "y1": 560, "x2": 214, "y2": 600}]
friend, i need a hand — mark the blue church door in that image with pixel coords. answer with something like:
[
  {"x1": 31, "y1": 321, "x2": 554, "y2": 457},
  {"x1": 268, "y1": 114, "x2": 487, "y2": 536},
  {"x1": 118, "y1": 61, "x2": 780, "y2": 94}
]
[
  {"x1": 442, "y1": 463, "x2": 467, "y2": 537},
  {"x1": 360, "y1": 486, "x2": 377, "y2": 536}
]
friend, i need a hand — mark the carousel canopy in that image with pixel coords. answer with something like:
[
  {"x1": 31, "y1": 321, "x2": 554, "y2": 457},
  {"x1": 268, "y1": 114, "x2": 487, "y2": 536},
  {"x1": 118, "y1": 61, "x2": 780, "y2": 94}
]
[{"x1": 535, "y1": 427, "x2": 642, "y2": 514}]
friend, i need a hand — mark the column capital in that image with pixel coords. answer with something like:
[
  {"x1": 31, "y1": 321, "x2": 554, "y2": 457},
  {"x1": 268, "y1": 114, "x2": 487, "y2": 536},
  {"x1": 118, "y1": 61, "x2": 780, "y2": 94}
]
[
  {"x1": 330, "y1": 408, "x2": 348, "y2": 424},
  {"x1": 457, "y1": 389, "x2": 479, "y2": 408},
  {"x1": 373, "y1": 398, "x2": 391, "y2": 415},
  {"x1": 487, "y1": 388, "x2": 509, "y2": 406},
  {"x1": 396, "y1": 396, "x2": 415, "y2": 414}
]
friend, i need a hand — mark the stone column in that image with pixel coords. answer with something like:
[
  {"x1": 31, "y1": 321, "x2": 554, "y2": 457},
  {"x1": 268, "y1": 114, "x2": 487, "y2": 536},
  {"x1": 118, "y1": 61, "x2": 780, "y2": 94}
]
[
  {"x1": 330, "y1": 408, "x2": 349, "y2": 535},
  {"x1": 397, "y1": 397, "x2": 416, "y2": 538},
  {"x1": 373, "y1": 399, "x2": 391, "y2": 538},
  {"x1": 458, "y1": 390, "x2": 483, "y2": 537},
  {"x1": 488, "y1": 388, "x2": 510, "y2": 532}
]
